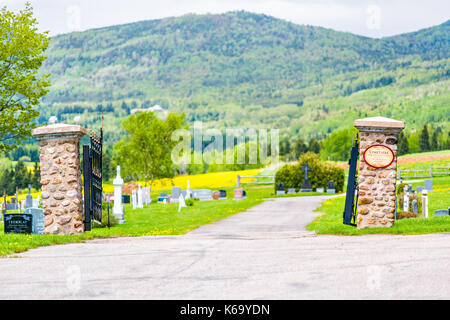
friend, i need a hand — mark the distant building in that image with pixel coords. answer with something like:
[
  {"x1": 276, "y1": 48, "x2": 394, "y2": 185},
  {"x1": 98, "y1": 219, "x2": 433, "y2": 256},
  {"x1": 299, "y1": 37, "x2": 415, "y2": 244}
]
[{"x1": 130, "y1": 104, "x2": 168, "y2": 118}]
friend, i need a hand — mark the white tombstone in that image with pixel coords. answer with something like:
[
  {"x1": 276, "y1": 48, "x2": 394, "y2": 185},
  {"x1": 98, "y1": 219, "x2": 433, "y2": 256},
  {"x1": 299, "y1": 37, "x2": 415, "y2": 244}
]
[
  {"x1": 403, "y1": 187, "x2": 409, "y2": 212},
  {"x1": 137, "y1": 184, "x2": 144, "y2": 208},
  {"x1": 186, "y1": 180, "x2": 192, "y2": 199},
  {"x1": 143, "y1": 187, "x2": 151, "y2": 205},
  {"x1": 178, "y1": 194, "x2": 186, "y2": 212},
  {"x1": 113, "y1": 166, "x2": 125, "y2": 224},
  {"x1": 422, "y1": 190, "x2": 428, "y2": 218},
  {"x1": 132, "y1": 189, "x2": 137, "y2": 209}
]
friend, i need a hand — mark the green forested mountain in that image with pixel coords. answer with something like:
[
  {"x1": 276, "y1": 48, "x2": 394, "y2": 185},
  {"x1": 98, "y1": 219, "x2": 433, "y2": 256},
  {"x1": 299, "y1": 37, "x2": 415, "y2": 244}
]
[{"x1": 38, "y1": 11, "x2": 450, "y2": 145}]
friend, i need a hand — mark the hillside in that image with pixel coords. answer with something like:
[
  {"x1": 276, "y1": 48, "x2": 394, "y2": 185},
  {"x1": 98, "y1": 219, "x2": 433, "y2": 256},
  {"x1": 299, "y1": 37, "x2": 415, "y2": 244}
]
[{"x1": 38, "y1": 11, "x2": 450, "y2": 145}]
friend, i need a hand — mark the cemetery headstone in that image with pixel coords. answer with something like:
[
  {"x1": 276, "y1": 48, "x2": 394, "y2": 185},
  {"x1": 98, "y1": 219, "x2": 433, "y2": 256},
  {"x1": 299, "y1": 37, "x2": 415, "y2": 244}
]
[
  {"x1": 4, "y1": 213, "x2": 32, "y2": 234},
  {"x1": 434, "y1": 209, "x2": 449, "y2": 217},
  {"x1": 192, "y1": 189, "x2": 213, "y2": 201},
  {"x1": 171, "y1": 187, "x2": 181, "y2": 203},
  {"x1": 212, "y1": 191, "x2": 220, "y2": 200},
  {"x1": 113, "y1": 166, "x2": 125, "y2": 224},
  {"x1": 24, "y1": 208, "x2": 45, "y2": 235},
  {"x1": 122, "y1": 194, "x2": 131, "y2": 204},
  {"x1": 316, "y1": 187, "x2": 325, "y2": 193},
  {"x1": 25, "y1": 186, "x2": 33, "y2": 209},
  {"x1": 132, "y1": 189, "x2": 137, "y2": 209},
  {"x1": 300, "y1": 163, "x2": 313, "y2": 192},
  {"x1": 219, "y1": 190, "x2": 227, "y2": 200},
  {"x1": 233, "y1": 188, "x2": 243, "y2": 201},
  {"x1": 403, "y1": 189, "x2": 409, "y2": 212},
  {"x1": 276, "y1": 182, "x2": 285, "y2": 195},
  {"x1": 424, "y1": 179, "x2": 433, "y2": 192},
  {"x1": 327, "y1": 181, "x2": 335, "y2": 194},
  {"x1": 6, "y1": 203, "x2": 18, "y2": 211},
  {"x1": 422, "y1": 190, "x2": 428, "y2": 218},
  {"x1": 287, "y1": 188, "x2": 296, "y2": 194},
  {"x1": 416, "y1": 186, "x2": 424, "y2": 193},
  {"x1": 178, "y1": 194, "x2": 186, "y2": 212},
  {"x1": 158, "y1": 192, "x2": 168, "y2": 203},
  {"x1": 186, "y1": 180, "x2": 192, "y2": 199},
  {"x1": 243, "y1": 190, "x2": 247, "y2": 199},
  {"x1": 412, "y1": 199, "x2": 418, "y2": 214},
  {"x1": 137, "y1": 184, "x2": 144, "y2": 208},
  {"x1": 143, "y1": 187, "x2": 152, "y2": 205}
]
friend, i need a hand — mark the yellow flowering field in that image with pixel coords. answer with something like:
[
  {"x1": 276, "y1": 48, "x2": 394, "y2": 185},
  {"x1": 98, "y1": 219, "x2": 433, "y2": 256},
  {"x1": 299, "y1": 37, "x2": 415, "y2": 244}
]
[{"x1": 103, "y1": 168, "x2": 264, "y2": 193}]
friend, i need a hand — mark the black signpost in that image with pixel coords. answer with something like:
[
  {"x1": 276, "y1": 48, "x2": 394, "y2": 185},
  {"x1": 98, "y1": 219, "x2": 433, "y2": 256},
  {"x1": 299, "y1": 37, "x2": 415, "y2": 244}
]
[{"x1": 343, "y1": 135, "x2": 359, "y2": 226}]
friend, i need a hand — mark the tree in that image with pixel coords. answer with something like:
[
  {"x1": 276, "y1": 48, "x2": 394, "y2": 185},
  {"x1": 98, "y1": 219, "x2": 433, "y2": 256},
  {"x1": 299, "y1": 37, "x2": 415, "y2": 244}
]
[
  {"x1": 114, "y1": 111, "x2": 186, "y2": 187},
  {"x1": 0, "y1": 4, "x2": 50, "y2": 154},
  {"x1": 320, "y1": 128, "x2": 357, "y2": 161},
  {"x1": 308, "y1": 138, "x2": 321, "y2": 154},
  {"x1": 397, "y1": 131, "x2": 409, "y2": 155},
  {"x1": 419, "y1": 125, "x2": 430, "y2": 152},
  {"x1": 293, "y1": 138, "x2": 307, "y2": 159}
]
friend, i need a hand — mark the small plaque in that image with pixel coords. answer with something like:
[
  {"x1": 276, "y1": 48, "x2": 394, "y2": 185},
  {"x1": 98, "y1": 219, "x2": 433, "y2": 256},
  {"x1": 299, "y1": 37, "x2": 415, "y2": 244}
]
[
  {"x1": 363, "y1": 144, "x2": 395, "y2": 168},
  {"x1": 4, "y1": 214, "x2": 33, "y2": 234}
]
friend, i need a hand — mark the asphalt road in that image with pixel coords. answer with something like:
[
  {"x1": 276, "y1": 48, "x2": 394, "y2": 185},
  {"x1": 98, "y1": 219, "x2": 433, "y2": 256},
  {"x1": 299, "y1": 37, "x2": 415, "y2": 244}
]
[{"x1": 1, "y1": 195, "x2": 449, "y2": 299}]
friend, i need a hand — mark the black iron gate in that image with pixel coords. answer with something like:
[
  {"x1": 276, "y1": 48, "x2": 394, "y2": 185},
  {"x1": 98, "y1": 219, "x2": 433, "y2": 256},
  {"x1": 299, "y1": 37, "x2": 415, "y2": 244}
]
[
  {"x1": 343, "y1": 134, "x2": 359, "y2": 226},
  {"x1": 83, "y1": 129, "x2": 103, "y2": 231}
]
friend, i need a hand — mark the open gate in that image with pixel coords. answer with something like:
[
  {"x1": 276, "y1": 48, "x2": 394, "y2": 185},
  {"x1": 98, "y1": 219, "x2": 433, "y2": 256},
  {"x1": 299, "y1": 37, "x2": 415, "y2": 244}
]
[
  {"x1": 343, "y1": 134, "x2": 359, "y2": 226},
  {"x1": 83, "y1": 129, "x2": 103, "y2": 231}
]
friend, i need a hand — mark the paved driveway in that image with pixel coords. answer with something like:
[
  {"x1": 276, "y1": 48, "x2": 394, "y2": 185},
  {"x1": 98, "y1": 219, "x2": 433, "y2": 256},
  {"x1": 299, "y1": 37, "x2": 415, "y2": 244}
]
[{"x1": 0, "y1": 196, "x2": 449, "y2": 299}]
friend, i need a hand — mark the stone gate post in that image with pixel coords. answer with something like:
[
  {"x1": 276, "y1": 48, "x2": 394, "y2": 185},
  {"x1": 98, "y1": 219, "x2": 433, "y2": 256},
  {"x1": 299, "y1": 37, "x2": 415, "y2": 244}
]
[
  {"x1": 354, "y1": 117, "x2": 405, "y2": 229},
  {"x1": 32, "y1": 123, "x2": 86, "y2": 235}
]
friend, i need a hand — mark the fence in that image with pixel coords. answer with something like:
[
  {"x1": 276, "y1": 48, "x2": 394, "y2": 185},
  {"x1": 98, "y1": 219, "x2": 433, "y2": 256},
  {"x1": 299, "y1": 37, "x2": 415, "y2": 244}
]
[
  {"x1": 398, "y1": 164, "x2": 450, "y2": 179},
  {"x1": 236, "y1": 174, "x2": 275, "y2": 187}
]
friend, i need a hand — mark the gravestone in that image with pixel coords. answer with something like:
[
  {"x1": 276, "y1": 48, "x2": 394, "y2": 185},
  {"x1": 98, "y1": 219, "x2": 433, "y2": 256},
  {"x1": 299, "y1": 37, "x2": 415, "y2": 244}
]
[
  {"x1": 122, "y1": 194, "x2": 131, "y2": 204},
  {"x1": 276, "y1": 182, "x2": 285, "y2": 195},
  {"x1": 412, "y1": 199, "x2": 418, "y2": 214},
  {"x1": 158, "y1": 192, "x2": 168, "y2": 203},
  {"x1": 132, "y1": 189, "x2": 137, "y2": 209},
  {"x1": 4, "y1": 213, "x2": 32, "y2": 234},
  {"x1": 403, "y1": 190, "x2": 409, "y2": 212},
  {"x1": 192, "y1": 189, "x2": 213, "y2": 201},
  {"x1": 300, "y1": 163, "x2": 313, "y2": 192},
  {"x1": 143, "y1": 187, "x2": 152, "y2": 205},
  {"x1": 171, "y1": 187, "x2": 181, "y2": 203},
  {"x1": 422, "y1": 190, "x2": 428, "y2": 218},
  {"x1": 24, "y1": 208, "x2": 45, "y2": 235},
  {"x1": 233, "y1": 188, "x2": 243, "y2": 201},
  {"x1": 6, "y1": 203, "x2": 18, "y2": 211},
  {"x1": 316, "y1": 187, "x2": 324, "y2": 193},
  {"x1": 186, "y1": 180, "x2": 192, "y2": 199},
  {"x1": 178, "y1": 194, "x2": 186, "y2": 212},
  {"x1": 219, "y1": 190, "x2": 227, "y2": 200},
  {"x1": 137, "y1": 184, "x2": 144, "y2": 208},
  {"x1": 434, "y1": 209, "x2": 448, "y2": 217},
  {"x1": 243, "y1": 190, "x2": 247, "y2": 199},
  {"x1": 424, "y1": 179, "x2": 433, "y2": 192},
  {"x1": 416, "y1": 186, "x2": 424, "y2": 193},
  {"x1": 25, "y1": 185, "x2": 33, "y2": 209},
  {"x1": 32, "y1": 198, "x2": 40, "y2": 208},
  {"x1": 327, "y1": 181, "x2": 335, "y2": 194},
  {"x1": 287, "y1": 188, "x2": 296, "y2": 194},
  {"x1": 212, "y1": 191, "x2": 220, "y2": 200},
  {"x1": 113, "y1": 166, "x2": 125, "y2": 224}
]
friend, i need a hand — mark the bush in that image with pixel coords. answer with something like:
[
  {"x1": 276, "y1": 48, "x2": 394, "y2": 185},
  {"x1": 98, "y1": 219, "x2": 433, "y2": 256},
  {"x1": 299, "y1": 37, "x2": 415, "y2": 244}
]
[
  {"x1": 275, "y1": 152, "x2": 345, "y2": 192},
  {"x1": 185, "y1": 198, "x2": 194, "y2": 206},
  {"x1": 396, "y1": 183, "x2": 408, "y2": 196},
  {"x1": 397, "y1": 192, "x2": 422, "y2": 214}
]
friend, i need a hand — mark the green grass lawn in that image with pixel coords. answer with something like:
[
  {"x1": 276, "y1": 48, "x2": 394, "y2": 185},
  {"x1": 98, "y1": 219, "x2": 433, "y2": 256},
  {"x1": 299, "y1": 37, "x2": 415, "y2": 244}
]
[{"x1": 307, "y1": 176, "x2": 450, "y2": 235}]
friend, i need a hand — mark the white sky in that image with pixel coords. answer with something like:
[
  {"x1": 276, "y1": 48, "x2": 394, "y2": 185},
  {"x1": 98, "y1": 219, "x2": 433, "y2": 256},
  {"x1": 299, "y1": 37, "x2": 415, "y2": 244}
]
[{"x1": 2, "y1": 0, "x2": 449, "y2": 38}]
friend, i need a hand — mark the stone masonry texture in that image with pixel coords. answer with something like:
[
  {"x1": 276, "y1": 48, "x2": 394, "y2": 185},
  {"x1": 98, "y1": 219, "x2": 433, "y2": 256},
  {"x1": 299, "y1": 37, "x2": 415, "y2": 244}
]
[
  {"x1": 32, "y1": 124, "x2": 86, "y2": 235},
  {"x1": 355, "y1": 117, "x2": 404, "y2": 229}
]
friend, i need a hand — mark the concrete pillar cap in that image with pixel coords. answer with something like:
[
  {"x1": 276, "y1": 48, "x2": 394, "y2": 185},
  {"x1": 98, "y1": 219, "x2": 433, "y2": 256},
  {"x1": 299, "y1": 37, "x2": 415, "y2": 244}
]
[
  {"x1": 32, "y1": 123, "x2": 87, "y2": 140},
  {"x1": 354, "y1": 116, "x2": 405, "y2": 129}
]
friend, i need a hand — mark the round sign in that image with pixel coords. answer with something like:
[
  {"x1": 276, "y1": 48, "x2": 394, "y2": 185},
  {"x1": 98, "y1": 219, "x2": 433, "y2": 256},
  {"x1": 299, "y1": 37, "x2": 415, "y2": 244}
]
[{"x1": 363, "y1": 144, "x2": 395, "y2": 168}]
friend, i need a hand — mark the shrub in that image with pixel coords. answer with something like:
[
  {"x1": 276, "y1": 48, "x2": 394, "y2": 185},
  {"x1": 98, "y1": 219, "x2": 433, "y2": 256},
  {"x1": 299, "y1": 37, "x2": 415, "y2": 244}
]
[
  {"x1": 275, "y1": 152, "x2": 345, "y2": 192},
  {"x1": 185, "y1": 198, "x2": 194, "y2": 206},
  {"x1": 397, "y1": 192, "x2": 422, "y2": 214}
]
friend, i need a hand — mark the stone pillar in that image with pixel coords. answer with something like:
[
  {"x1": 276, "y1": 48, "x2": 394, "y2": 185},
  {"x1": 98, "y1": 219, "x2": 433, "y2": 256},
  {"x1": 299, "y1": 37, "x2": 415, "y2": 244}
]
[
  {"x1": 355, "y1": 117, "x2": 405, "y2": 229},
  {"x1": 32, "y1": 123, "x2": 86, "y2": 235},
  {"x1": 113, "y1": 166, "x2": 125, "y2": 224}
]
